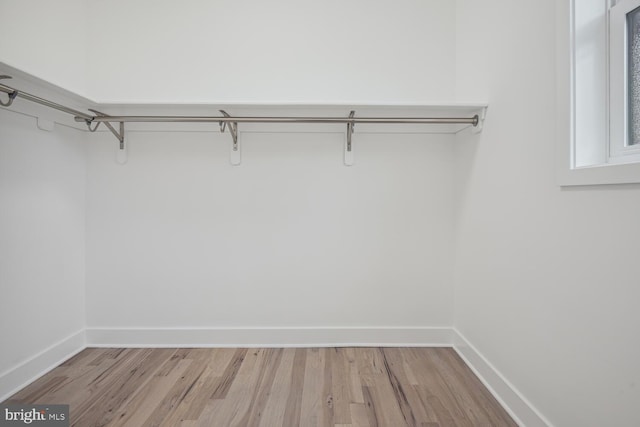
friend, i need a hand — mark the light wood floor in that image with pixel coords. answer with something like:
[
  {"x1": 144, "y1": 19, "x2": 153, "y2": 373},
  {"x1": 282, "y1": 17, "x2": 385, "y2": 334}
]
[{"x1": 5, "y1": 347, "x2": 517, "y2": 426}]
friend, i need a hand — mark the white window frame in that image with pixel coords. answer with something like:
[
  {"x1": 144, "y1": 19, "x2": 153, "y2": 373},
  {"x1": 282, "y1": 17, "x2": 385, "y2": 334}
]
[
  {"x1": 609, "y1": 0, "x2": 640, "y2": 163},
  {"x1": 556, "y1": 0, "x2": 640, "y2": 185}
]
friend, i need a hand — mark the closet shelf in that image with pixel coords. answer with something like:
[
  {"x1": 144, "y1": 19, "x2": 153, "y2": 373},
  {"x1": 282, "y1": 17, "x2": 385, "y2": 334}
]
[{"x1": 0, "y1": 71, "x2": 487, "y2": 166}]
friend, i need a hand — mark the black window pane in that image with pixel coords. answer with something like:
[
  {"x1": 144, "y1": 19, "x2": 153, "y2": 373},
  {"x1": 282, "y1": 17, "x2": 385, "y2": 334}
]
[{"x1": 628, "y1": 6, "x2": 640, "y2": 146}]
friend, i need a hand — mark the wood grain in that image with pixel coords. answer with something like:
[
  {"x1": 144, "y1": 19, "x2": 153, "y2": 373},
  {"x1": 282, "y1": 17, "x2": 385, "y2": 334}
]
[{"x1": 4, "y1": 347, "x2": 517, "y2": 426}]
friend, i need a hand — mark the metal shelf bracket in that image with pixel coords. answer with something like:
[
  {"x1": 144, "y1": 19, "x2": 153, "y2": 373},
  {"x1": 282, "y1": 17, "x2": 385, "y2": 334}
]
[
  {"x1": 219, "y1": 110, "x2": 240, "y2": 165},
  {"x1": 87, "y1": 109, "x2": 127, "y2": 164},
  {"x1": 87, "y1": 109, "x2": 126, "y2": 149},
  {"x1": 344, "y1": 110, "x2": 355, "y2": 166}
]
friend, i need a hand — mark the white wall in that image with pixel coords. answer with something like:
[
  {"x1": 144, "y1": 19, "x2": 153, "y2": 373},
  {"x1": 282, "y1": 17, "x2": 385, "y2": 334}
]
[
  {"x1": 86, "y1": 0, "x2": 455, "y2": 104},
  {"x1": 0, "y1": 0, "x2": 88, "y2": 97},
  {"x1": 455, "y1": 1, "x2": 640, "y2": 426},
  {"x1": 0, "y1": 0, "x2": 460, "y2": 336},
  {"x1": 85, "y1": 128, "x2": 455, "y2": 329},
  {"x1": 0, "y1": 0, "x2": 456, "y2": 104},
  {"x1": 0, "y1": 109, "x2": 86, "y2": 393},
  {"x1": 74, "y1": 0, "x2": 459, "y2": 331}
]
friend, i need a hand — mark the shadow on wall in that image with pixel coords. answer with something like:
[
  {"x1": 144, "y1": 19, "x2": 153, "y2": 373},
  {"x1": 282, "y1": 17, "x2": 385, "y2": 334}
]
[{"x1": 453, "y1": 128, "x2": 482, "y2": 227}]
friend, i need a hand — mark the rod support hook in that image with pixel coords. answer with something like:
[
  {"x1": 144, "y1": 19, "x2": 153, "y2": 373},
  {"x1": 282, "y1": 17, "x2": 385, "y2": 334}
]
[
  {"x1": 85, "y1": 119, "x2": 101, "y2": 132},
  {"x1": 89, "y1": 109, "x2": 125, "y2": 149},
  {"x1": 219, "y1": 110, "x2": 238, "y2": 151},
  {"x1": 0, "y1": 76, "x2": 18, "y2": 107},
  {"x1": 347, "y1": 110, "x2": 356, "y2": 152}
]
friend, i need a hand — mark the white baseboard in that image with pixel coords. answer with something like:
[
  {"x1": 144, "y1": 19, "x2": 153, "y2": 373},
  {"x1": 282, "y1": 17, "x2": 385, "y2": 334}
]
[
  {"x1": 452, "y1": 328, "x2": 553, "y2": 427},
  {"x1": 85, "y1": 326, "x2": 454, "y2": 348},
  {"x1": 0, "y1": 330, "x2": 86, "y2": 402}
]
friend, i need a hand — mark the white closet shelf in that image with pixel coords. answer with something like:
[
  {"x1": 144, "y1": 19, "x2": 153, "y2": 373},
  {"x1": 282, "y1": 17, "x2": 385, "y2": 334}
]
[{"x1": 0, "y1": 63, "x2": 487, "y2": 165}]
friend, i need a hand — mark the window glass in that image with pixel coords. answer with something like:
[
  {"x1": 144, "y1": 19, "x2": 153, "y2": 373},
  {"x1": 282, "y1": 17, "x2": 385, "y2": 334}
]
[{"x1": 628, "y1": 6, "x2": 640, "y2": 146}]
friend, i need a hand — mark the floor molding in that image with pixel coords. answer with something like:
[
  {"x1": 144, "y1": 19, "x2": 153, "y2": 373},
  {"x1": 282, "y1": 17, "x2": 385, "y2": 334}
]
[
  {"x1": 85, "y1": 326, "x2": 454, "y2": 348},
  {"x1": 452, "y1": 328, "x2": 553, "y2": 427},
  {"x1": 0, "y1": 330, "x2": 86, "y2": 402}
]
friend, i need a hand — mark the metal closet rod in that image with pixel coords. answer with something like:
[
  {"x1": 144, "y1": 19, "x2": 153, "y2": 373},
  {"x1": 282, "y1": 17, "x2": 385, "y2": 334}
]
[
  {"x1": 0, "y1": 80, "x2": 93, "y2": 121},
  {"x1": 0, "y1": 80, "x2": 479, "y2": 126},
  {"x1": 79, "y1": 115, "x2": 479, "y2": 125}
]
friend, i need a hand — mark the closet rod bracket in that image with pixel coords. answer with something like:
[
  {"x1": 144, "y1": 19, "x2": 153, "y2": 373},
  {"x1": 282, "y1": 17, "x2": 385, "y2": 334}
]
[
  {"x1": 0, "y1": 76, "x2": 18, "y2": 107},
  {"x1": 344, "y1": 110, "x2": 356, "y2": 166},
  {"x1": 219, "y1": 110, "x2": 238, "y2": 151},
  {"x1": 347, "y1": 110, "x2": 355, "y2": 152},
  {"x1": 88, "y1": 109, "x2": 125, "y2": 149},
  {"x1": 471, "y1": 107, "x2": 487, "y2": 134},
  {"x1": 219, "y1": 110, "x2": 241, "y2": 165}
]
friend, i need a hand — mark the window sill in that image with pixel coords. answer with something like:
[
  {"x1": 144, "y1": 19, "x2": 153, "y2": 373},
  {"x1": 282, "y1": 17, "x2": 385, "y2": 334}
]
[{"x1": 557, "y1": 160, "x2": 640, "y2": 186}]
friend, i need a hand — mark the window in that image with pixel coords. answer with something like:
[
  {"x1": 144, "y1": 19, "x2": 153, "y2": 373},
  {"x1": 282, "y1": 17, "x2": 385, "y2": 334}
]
[
  {"x1": 610, "y1": 0, "x2": 640, "y2": 163},
  {"x1": 556, "y1": 0, "x2": 640, "y2": 185},
  {"x1": 629, "y1": 6, "x2": 640, "y2": 146}
]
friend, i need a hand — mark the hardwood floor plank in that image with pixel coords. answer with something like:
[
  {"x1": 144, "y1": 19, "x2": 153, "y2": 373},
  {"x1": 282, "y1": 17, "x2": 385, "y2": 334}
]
[
  {"x1": 300, "y1": 348, "x2": 335, "y2": 427},
  {"x1": 236, "y1": 348, "x2": 284, "y2": 426},
  {"x1": 282, "y1": 347, "x2": 307, "y2": 426},
  {"x1": 106, "y1": 358, "x2": 192, "y2": 427},
  {"x1": 258, "y1": 348, "x2": 296, "y2": 427},
  {"x1": 406, "y1": 348, "x2": 474, "y2": 426},
  {"x1": 428, "y1": 348, "x2": 497, "y2": 426},
  {"x1": 174, "y1": 348, "x2": 238, "y2": 422},
  {"x1": 6, "y1": 376, "x2": 68, "y2": 404},
  {"x1": 300, "y1": 348, "x2": 323, "y2": 427},
  {"x1": 155, "y1": 349, "x2": 191, "y2": 377},
  {"x1": 349, "y1": 402, "x2": 372, "y2": 427},
  {"x1": 142, "y1": 349, "x2": 213, "y2": 427},
  {"x1": 3, "y1": 347, "x2": 517, "y2": 427},
  {"x1": 72, "y1": 348, "x2": 177, "y2": 427},
  {"x1": 435, "y1": 349, "x2": 517, "y2": 427},
  {"x1": 357, "y1": 348, "x2": 385, "y2": 387},
  {"x1": 366, "y1": 374, "x2": 409, "y2": 427},
  {"x1": 41, "y1": 350, "x2": 133, "y2": 409},
  {"x1": 415, "y1": 385, "x2": 459, "y2": 427},
  {"x1": 162, "y1": 363, "x2": 217, "y2": 425},
  {"x1": 88, "y1": 348, "x2": 127, "y2": 367},
  {"x1": 197, "y1": 348, "x2": 266, "y2": 426},
  {"x1": 322, "y1": 348, "x2": 335, "y2": 427},
  {"x1": 68, "y1": 349, "x2": 140, "y2": 423},
  {"x1": 190, "y1": 398, "x2": 224, "y2": 426},
  {"x1": 361, "y1": 386, "x2": 380, "y2": 427},
  {"x1": 380, "y1": 348, "x2": 436, "y2": 426},
  {"x1": 346, "y1": 348, "x2": 365, "y2": 404},
  {"x1": 209, "y1": 348, "x2": 247, "y2": 400},
  {"x1": 70, "y1": 349, "x2": 154, "y2": 423},
  {"x1": 9, "y1": 349, "x2": 118, "y2": 404},
  {"x1": 331, "y1": 348, "x2": 352, "y2": 424},
  {"x1": 59, "y1": 348, "x2": 102, "y2": 367},
  {"x1": 205, "y1": 348, "x2": 238, "y2": 377},
  {"x1": 356, "y1": 349, "x2": 408, "y2": 426}
]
